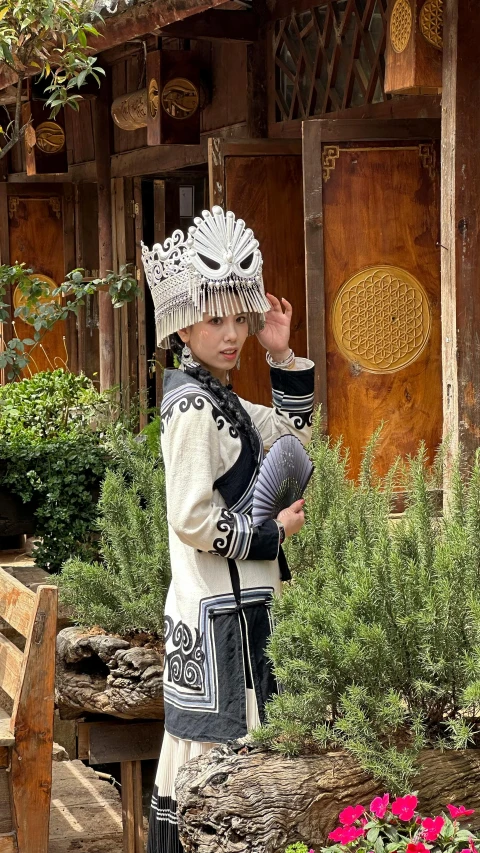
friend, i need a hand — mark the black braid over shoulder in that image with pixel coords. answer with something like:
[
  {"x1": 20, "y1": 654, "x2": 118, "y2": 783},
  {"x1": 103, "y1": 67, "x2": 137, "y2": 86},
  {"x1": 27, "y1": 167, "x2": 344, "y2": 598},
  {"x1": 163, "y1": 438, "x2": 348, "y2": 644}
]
[{"x1": 169, "y1": 334, "x2": 259, "y2": 459}]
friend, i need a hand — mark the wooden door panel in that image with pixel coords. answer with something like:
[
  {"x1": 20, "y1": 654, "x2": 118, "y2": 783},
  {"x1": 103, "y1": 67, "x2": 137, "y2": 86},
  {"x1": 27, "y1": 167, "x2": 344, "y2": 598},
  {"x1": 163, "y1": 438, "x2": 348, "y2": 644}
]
[
  {"x1": 304, "y1": 121, "x2": 441, "y2": 479},
  {"x1": 8, "y1": 196, "x2": 66, "y2": 376},
  {"x1": 210, "y1": 140, "x2": 306, "y2": 406}
]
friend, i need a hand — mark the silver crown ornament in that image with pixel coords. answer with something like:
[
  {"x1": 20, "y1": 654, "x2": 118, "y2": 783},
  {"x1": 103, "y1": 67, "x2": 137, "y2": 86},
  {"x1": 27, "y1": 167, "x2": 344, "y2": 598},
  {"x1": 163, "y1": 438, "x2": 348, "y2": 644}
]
[{"x1": 141, "y1": 206, "x2": 270, "y2": 347}]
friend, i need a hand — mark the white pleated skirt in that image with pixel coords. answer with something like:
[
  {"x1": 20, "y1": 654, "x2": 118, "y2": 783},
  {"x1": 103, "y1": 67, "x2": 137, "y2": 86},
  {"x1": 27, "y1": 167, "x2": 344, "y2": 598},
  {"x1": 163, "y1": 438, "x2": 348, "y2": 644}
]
[{"x1": 147, "y1": 689, "x2": 260, "y2": 853}]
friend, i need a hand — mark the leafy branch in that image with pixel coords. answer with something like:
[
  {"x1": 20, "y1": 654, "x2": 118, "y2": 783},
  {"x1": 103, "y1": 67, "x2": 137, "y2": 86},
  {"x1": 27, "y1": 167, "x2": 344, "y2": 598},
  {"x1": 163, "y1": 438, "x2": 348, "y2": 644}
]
[
  {"x1": 0, "y1": 0, "x2": 104, "y2": 157},
  {"x1": 0, "y1": 262, "x2": 139, "y2": 379}
]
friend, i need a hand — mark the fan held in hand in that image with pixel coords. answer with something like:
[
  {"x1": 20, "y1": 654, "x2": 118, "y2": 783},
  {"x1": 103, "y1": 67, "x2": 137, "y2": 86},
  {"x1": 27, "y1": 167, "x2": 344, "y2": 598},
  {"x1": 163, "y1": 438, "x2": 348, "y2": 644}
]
[{"x1": 252, "y1": 434, "x2": 313, "y2": 526}]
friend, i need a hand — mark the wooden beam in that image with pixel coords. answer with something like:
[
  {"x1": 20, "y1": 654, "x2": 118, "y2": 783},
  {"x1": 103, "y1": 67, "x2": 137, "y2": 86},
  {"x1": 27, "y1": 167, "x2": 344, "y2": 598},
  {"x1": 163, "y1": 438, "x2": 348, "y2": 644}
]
[
  {"x1": 91, "y1": 0, "x2": 227, "y2": 53},
  {"x1": 94, "y1": 75, "x2": 115, "y2": 392},
  {"x1": 158, "y1": 8, "x2": 257, "y2": 41},
  {"x1": 441, "y1": 0, "x2": 480, "y2": 463}
]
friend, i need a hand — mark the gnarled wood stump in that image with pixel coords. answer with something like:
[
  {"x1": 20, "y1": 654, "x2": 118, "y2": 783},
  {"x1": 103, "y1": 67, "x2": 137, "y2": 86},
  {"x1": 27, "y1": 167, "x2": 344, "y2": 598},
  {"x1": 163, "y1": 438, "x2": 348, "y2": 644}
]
[
  {"x1": 176, "y1": 746, "x2": 480, "y2": 853},
  {"x1": 56, "y1": 626, "x2": 164, "y2": 719}
]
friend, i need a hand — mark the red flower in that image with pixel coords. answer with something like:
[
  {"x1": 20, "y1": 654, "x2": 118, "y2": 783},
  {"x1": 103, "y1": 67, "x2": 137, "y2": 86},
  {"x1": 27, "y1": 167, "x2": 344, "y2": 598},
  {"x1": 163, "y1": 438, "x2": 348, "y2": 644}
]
[
  {"x1": 406, "y1": 843, "x2": 429, "y2": 853},
  {"x1": 391, "y1": 795, "x2": 418, "y2": 822},
  {"x1": 422, "y1": 816, "x2": 444, "y2": 842},
  {"x1": 329, "y1": 828, "x2": 346, "y2": 842},
  {"x1": 329, "y1": 826, "x2": 365, "y2": 845},
  {"x1": 339, "y1": 805, "x2": 365, "y2": 826},
  {"x1": 447, "y1": 805, "x2": 475, "y2": 820},
  {"x1": 370, "y1": 794, "x2": 390, "y2": 819}
]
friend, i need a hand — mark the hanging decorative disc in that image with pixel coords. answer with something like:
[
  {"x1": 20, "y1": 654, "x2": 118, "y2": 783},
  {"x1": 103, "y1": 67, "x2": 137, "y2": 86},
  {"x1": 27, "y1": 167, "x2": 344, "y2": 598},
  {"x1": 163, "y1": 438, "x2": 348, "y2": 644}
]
[
  {"x1": 148, "y1": 78, "x2": 159, "y2": 118},
  {"x1": 161, "y1": 78, "x2": 199, "y2": 120},
  {"x1": 332, "y1": 265, "x2": 431, "y2": 373},
  {"x1": 420, "y1": 0, "x2": 443, "y2": 49},
  {"x1": 390, "y1": 0, "x2": 413, "y2": 53},
  {"x1": 35, "y1": 121, "x2": 65, "y2": 154}
]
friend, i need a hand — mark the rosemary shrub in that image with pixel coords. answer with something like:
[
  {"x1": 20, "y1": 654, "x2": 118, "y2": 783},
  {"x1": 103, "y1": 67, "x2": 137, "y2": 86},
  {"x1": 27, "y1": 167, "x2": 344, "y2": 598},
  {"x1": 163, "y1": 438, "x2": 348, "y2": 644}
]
[
  {"x1": 254, "y1": 411, "x2": 480, "y2": 792},
  {"x1": 59, "y1": 420, "x2": 170, "y2": 634}
]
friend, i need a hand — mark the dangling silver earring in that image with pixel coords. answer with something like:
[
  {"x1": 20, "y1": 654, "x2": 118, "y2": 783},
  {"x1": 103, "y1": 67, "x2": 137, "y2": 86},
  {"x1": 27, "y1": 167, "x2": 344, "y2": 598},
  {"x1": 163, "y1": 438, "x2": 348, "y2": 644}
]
[
  {"x1": 236, "y1": 356, "x2": 241, "y2": 371},
  {"x1": 181, "y1": 345, "x2": 197, "y2": 368}
]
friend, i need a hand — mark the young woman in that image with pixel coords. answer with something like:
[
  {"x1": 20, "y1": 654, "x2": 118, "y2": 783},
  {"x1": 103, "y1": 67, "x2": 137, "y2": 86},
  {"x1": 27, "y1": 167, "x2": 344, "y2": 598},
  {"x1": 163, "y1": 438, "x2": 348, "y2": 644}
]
[{"x1": 142, "y1": 207, "x2": 314, "y2": 853}]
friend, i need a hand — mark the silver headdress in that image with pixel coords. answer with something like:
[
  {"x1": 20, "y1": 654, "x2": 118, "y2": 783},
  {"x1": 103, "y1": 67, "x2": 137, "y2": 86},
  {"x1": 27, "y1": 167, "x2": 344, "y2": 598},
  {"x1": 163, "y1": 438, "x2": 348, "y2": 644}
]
[{"x1": 141, "y1": 206, "x2": 270, "y2": 348}]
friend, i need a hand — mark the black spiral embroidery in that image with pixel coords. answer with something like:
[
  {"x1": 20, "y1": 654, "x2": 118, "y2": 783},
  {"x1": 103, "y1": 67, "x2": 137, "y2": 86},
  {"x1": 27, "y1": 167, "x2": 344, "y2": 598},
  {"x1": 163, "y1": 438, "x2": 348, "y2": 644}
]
[
  {"x1": 287, "y1": 410, "x2": 313, "y2": 429},
  {"x1": 165, "y1": 619, "x2": 205, "y2": 691},
  {"x1": 211, "y1": 509, "x2": 236, "y2": 557},
  {"x1": 211, "y1": 404, "x2": 238, "y2": 439},
  {"x1": 164, "y1": 615, "x2": 174, "y2": 642}
]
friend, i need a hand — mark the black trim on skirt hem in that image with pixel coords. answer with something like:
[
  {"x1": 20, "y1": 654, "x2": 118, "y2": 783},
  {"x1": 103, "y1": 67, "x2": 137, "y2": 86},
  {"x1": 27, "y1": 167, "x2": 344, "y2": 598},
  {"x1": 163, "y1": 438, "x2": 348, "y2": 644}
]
[{"x1": 147, "y1": 788, "x2": 183, "y2": 853}]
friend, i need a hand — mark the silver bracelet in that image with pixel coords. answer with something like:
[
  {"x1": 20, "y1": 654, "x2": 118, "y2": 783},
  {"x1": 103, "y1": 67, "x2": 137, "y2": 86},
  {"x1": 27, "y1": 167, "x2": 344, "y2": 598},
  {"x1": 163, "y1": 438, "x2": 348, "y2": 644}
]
[{"x1": 266, "y1": 349, "x2": 295, "y2": 369}]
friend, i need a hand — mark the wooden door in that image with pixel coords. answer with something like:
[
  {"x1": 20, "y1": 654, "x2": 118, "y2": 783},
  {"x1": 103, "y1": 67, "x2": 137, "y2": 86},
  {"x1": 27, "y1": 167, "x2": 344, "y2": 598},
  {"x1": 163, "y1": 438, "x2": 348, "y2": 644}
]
[
  {"x1": 303, "y1": 119, "x2": 442, "y2": 478},
  {"x1": 209, "y1": 139, "x2": 307, "y2": 405},
  {"x1": 8, "y1": 193, "x2": 67, "y2": 376}
]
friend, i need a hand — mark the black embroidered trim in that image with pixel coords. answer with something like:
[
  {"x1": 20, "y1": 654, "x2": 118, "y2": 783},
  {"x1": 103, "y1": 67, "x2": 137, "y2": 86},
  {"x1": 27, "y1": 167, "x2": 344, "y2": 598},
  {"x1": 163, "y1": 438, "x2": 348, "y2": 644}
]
[
  {"x1": 288, "y1": 410, "x2": 313, "y2": 429},
  {"x1": 161, "y1": 391, "x2": 238, "y2": 438},
  {"x1": 164, "y1": 618, "x2": 205, "y2": 691},
  {"x1": 210, "y1": 508, "x2": 236, "y2": 557}
]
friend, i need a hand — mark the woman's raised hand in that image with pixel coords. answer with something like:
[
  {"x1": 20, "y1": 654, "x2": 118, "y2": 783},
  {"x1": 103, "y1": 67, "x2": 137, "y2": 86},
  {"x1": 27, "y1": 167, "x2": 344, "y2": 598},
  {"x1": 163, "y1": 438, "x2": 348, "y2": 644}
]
[
  {"x1": 277, "y1": 499, "x2": 305, "y2": 537},
  {"x1": 256, "y1": 293, "x2": 292, "y2": 362}
]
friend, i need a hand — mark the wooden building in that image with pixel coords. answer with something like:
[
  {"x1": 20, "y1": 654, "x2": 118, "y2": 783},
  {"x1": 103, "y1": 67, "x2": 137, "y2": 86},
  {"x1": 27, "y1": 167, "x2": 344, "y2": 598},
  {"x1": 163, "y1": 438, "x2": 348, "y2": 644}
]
[{"x1": 0, "y1": 0, "x2": 476, "y2": 477}]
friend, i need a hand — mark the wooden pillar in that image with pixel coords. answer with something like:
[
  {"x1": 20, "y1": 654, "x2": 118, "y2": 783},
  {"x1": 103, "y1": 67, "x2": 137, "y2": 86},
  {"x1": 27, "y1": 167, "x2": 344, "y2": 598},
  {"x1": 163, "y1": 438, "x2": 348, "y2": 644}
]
[
  {"x1": 94, "y1": 74, "x2": 115, "y2": 392},
  {"x1": 134, "y1": 177, "x2": 148, "y2": 429},
  {"x1": 153, "y1": 179, "x2": 166, "y2": 408},
  {"x1": 0, "y1": 178, "x2": 13, "y2": 361},
  {"x1": 441, "y1": 0, "x2": 480, "y2": 462},
  {"x1": 63, "y1": 184, "x2": 78, "y2": 374}
]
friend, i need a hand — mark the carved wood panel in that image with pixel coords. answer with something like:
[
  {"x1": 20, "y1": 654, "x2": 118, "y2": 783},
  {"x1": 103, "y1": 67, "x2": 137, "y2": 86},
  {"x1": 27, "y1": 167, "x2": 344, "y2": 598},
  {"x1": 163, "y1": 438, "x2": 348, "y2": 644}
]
[{"x1": 273, "y1": 0, "x2": 388, "y2": 121}]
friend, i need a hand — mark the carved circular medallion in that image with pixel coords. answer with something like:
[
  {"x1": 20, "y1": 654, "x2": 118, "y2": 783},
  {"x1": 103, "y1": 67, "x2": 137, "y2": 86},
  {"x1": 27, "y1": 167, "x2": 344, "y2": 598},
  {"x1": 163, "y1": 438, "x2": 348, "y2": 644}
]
[
  {"x1": 35, "y1": 121, "x2": 65, "y2": 154},
  {"x1": 332, "y1": 266, "x2": 431, "y2": 373},
  {"x1": 13, "y1": 273, "x2": 61, "y2": 312},
  {"x1": 161, "y1": 78, "x2": 199, "y2": 120},
  {"x1": 390, "y1": 0, "x2": 413, "y2": 53},
  {"x1": 148, "y1": 78, "x2": 159, "y2": 118},
  {"x1": 420, "y1": 0, "x2": 443, "y2": 49}
]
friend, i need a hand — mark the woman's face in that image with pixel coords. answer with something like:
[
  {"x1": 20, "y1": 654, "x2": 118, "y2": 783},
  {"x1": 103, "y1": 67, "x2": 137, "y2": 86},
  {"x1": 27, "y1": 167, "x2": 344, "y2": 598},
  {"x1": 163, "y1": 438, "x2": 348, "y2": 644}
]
[{"x1": 178, "y1": 311, "x2": 249, "y2": 382}]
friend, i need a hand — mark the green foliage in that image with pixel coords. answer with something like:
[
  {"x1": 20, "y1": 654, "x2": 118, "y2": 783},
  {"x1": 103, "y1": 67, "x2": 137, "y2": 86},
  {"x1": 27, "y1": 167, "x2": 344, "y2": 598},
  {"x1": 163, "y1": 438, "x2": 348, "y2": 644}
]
[
  {"x1": 0, "y1": 370, "x2": 108, "y2": 570},
  {"x1": 59, "y1": 424, "x2": 170, "y2": 635},
  {"x1": 0, "y1": 262, "x2": 139, "y2": 378},
  {"x1": 254, "y1": 410, "x2": 480, "y2": 791},
  {"x1": 0, "y1": 0, "x2": 104, "y2": 158},
  {"x1": 285, "y1": 844, "x2": 312, "y2": 853}
]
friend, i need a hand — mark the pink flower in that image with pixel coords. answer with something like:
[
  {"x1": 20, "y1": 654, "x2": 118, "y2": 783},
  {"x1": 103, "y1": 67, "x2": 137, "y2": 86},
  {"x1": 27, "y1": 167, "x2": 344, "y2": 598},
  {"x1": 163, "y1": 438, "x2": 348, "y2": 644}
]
[
  {"x1": 360, "y1": 819, "x2": 368, "y2": 827},
  {"x1": 406, "y1": 844, "x2": 429, "y2": 853},
  {"x1": 447, "y1": 805, "x2": 475, "y2": 820},
  {"x1": 422, "y1": 816, "x2": 444, "y2": 842},
  {"x1": 391, "y1": 795, "x2": 418, "y2": 822},
  {"x1": 328, "y1": 826, "x2": 365, "y2": 844},
  {"x1": 339, "y1": 805, "x2": 365, "y2": 826},
  {"x1": 342, "y1": 827, "x2": 366, "y2": 844},
  {"x1": 469, "y1": 840, "x2": 479, "y2": 853},
  {"x1": 329, "y1": 828, "x2": 345, "y2": 842},
  {"x1": 370, "y1": 794, "x2": 390, "y2": 819}
]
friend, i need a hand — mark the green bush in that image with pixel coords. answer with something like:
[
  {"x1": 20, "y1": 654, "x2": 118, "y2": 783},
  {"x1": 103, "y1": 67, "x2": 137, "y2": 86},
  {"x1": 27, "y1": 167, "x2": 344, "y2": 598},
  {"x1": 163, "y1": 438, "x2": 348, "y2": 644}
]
[
  {"x1": 0, "y1": 370, "x2": 109, "y2": 570},
  {"x1": 254, "y1": 410, "x2": 480, "y2": 792},
  {"x1": 59, "y1": 421, "x2": 171, "y2": 635}
]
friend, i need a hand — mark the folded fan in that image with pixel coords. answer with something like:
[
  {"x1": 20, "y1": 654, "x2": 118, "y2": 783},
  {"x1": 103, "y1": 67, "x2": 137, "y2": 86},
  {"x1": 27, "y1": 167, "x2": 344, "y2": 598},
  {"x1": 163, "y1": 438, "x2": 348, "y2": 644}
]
[{"x1": 252, "y1": 434, "x2": 314, "y2": 526}]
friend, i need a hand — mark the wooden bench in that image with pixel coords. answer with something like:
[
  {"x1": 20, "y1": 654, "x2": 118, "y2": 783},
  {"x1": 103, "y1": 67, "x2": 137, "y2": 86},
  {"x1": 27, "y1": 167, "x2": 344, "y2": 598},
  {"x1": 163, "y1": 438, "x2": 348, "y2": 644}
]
[{"x1": 0, "y1": 567, "x2": 58, "y2": 853}]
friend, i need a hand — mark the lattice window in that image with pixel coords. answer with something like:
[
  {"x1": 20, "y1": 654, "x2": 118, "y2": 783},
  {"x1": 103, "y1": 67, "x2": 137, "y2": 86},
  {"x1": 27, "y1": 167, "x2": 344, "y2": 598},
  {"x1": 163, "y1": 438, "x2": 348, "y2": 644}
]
[{"x1": 274, "y1": 0, "x2": 388, "y2": 121}]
